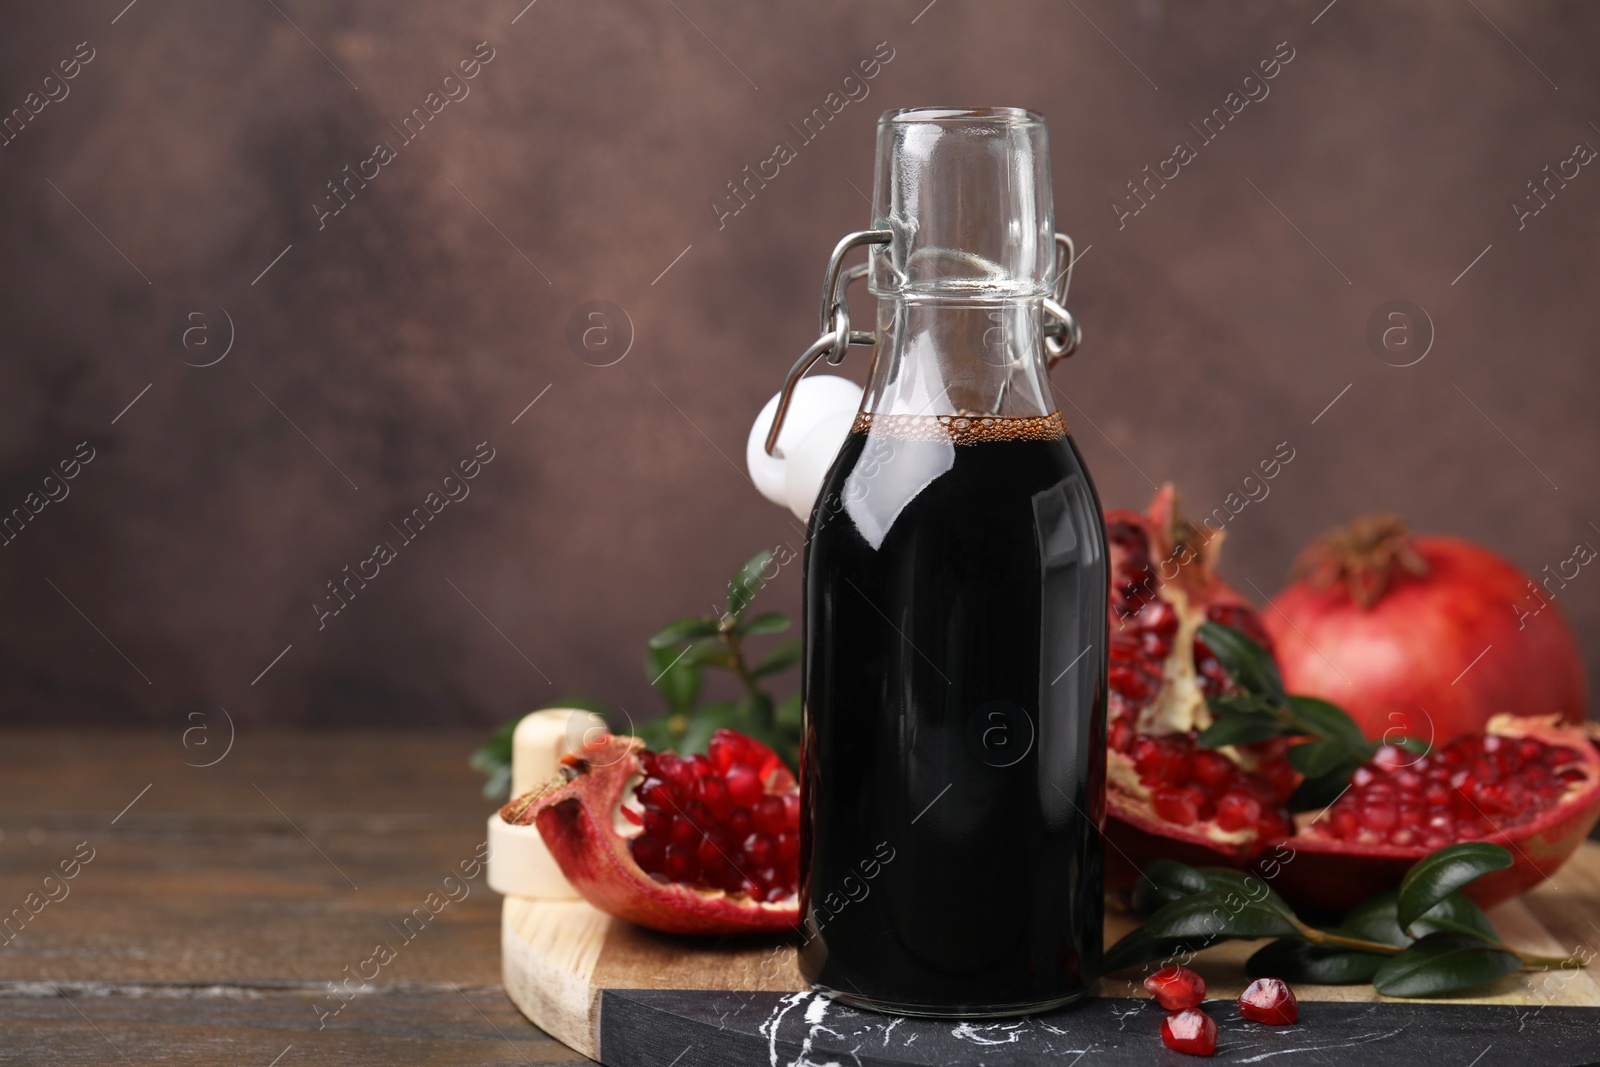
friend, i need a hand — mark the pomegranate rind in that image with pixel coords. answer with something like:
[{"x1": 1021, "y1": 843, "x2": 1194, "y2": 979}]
[
  {"x1": 501, "y1": 733, "x2": 799, "y2": 936},
  {"x1": 1266, "y1": 716, "x2": 1600, "y2": 912}
]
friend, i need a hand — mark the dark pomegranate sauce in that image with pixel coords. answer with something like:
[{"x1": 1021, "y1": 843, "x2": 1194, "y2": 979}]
[{"x1": 798, "y1": 414, "x2": 1108, "y2": 1016}]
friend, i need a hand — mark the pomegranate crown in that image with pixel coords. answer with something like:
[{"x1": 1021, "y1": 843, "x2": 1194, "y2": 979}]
[{"x1": 1293, "y1": 514, "x2": 1429, "y2": 609}]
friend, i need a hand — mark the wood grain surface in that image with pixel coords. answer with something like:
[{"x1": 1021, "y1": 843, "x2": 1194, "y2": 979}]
[{"x1": 0, "y1": 730, "x2": 582, "y2": 1065}]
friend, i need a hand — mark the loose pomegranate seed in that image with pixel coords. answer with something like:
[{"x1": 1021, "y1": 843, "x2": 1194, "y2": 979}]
[
  {"x1": 1161, "y1": 1007, "x2": 1217, "y2": 1055},
  {"x1": 1144, "y1": 965, "x2": 1206, "y2": 1010},
  {"x1": 1238, "y1": 977, "x2": 1298, "y2": 1024}
]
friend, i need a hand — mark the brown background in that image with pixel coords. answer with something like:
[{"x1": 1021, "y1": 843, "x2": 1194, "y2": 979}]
[{"x1": 0, "y1": 0, "x2": 1595, "y2": 731}]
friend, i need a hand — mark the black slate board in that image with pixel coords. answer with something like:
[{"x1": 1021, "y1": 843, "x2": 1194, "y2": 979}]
[{"x1": 600, "y1": 989, "x2": 1600, "y2": 1066}]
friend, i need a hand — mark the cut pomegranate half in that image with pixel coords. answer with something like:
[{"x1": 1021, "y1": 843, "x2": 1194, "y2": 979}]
[
  {"x1": 1104, "y1": 486, "x2": 1297, "y2": 875},
  {"x1": 500, "y1": 729, "x2": 799, "y2": 935},
  {"x1": 1269, "y1": 714, "x2": 1600, "y2": 912}
]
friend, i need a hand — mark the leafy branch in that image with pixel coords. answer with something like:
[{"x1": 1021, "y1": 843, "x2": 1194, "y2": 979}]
[
  {"x1": 1195, "y1": 621, "x2": 1427, "y2": 811},
  {"x1": 1108, "y1": 844, "x2": 1585, "y2": 997},
  {"x1": 470, "y1": 550, "x2": 801, "y2": 800}
]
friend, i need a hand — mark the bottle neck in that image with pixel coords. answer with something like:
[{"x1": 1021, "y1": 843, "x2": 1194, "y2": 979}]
[{"x1": 860, "y1": 297, "x2": 1056, "y2": 420}]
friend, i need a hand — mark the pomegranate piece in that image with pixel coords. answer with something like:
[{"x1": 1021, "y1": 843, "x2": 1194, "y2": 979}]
[
  {"x1": 1099, "y1": 487, "x2": 1600, "y2": 919},
  {"x1": 1160, "y1": 1007, "x2": 1217, "y2": 1056},
  {"x1": 1273, "y1": 714, "x2": 1600, "y2": 912},
  {"x1": 500, "y1": 728, "x2": 799, "y2": 935},
  {"x1": 1144, "y1": 965, "x2": 1206, "y2": 1010},
  {"x1": 1238, "y1": 978, "x2": 1298, "y2": 1024},
  {"x1": 1265, "y1": 516, "x2": 1586, "y2": 745},
  {"x1": 1104, "y1": 486, "x2": 1297, "y2": 879}
]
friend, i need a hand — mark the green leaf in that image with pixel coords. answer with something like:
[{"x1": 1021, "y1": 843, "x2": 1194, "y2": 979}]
[
  {"x1": 1288, "y1": 755, "x2": 1368, "y2": 812},
  {"x1": 1132, "y1": 860, "x2": 1212, "y2": 915},
  {"x1": 739, "y1": 611, "x2": 792, "y2": 637},
  {"x1": 681, "y1": 637, "x2": 732, "y2": 668},
  {"x1": 753, "y1": 638, "x2": 802, "y2": 678},
  {"x1": 646, "y1": 644, "x2": 701, "y2": 716},
  {"x1": 775, "y1": 691, "x2": 803, "y2": 729},
  {"x1": 648, "y1": 616, "x2": 720, "y2": 649},
  {"x1": 727, "y1": 550, "x2": 775, "y2": 621},
  {"x1": 1247, "y1": 938, "x2": 1386, "y2": 984},
  {"x1": 1339, "y1": 890, "x2": 1412, "y2": 948},
  {"x1": 1196, "y1": 621, "x2": 1285, "y2": 702},
  {"x1": 677, "y1": 701, "x2": 743, "y2": 757},
  {"x1": 1387, "y1": 735, "x2": 1431, "y2": 756},
  {"x1": 1198, "y1": 712, "x2": 1293, "y2": 749},
  {"x1": 743, "y1": 691, "x2": 775, "y2": 731},
  {"x1": 1411, "y1": 892, "x2": 1500, "y2": 943},
  {"x1": 1287, "y1": 738, "x2": 1360, "y2": 779},
  {"x1": 1396, "y1": 843, "x2": 1514, "y2": 932},
  {"x1": 1102, "y1": 926, "x2": 1212, "y2": 974},
  {"x1": 1372, "y1": 933, "x2": 1521, "y2": 998},
  {"x1": 1142, "y1": 892, "x2": 1302, "y2": 941},
  {"x1": 1193, "y1": 867, "x2": 1301, "y2": 923},
  {"x1": 1285, "y1": 695, "x2": 1374, "y2": 750}
]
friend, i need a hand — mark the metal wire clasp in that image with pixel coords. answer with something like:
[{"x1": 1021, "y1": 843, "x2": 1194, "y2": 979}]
[{"x1": 763, "y1": 229, "x2": 1085, "y2": 456}]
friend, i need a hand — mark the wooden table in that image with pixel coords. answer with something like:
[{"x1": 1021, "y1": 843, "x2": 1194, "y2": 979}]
[
  {"x1": 0, "y1": 731, "x2": 581, "y2": 1066},
  {"x1": 5, "y1": 731, "x2": 1598, "y2": 1065}
]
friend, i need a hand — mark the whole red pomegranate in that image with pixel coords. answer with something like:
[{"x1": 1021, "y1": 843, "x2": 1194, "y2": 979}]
[
  {"x1": 1102, "y1": 488, "x2": 1600, "y2": 915},
  {"x1": 501, "y1": 728, "x2": 799, "y2": 935},
  {"x1": 1264, "y1": 516, "x2": 1587, "y2": 745}
]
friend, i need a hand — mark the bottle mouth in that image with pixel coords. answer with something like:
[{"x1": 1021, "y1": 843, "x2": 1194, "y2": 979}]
[
  {"x1": 880, "y1": 106, "x2": 1045, "y2": 126},
  {"x1": 871, "y1": 107, "x2": 1054, "y2": 299}
]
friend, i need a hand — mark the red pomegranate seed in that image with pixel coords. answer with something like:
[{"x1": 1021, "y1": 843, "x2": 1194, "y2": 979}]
[
  {"x1": 1108, "y1": 717, "x2": 1134, "y2": 753},
  {"x1": 743, "y1": 831, "x2": 777, "y2": 867},
  {"x1": 662, "y1": 844, "x2": 698, "y2": 882},
  {"x1": 694, "y1": 776, "x2": 734, "y2": 819},
  {"x1": 1215, "y1": 792, "x2": 1262, "y2": 831},
  {"x1": 1161, "y1": 1007, "x2": 1217, "y2": 1055},
  {"x1": 724, "y1": 764, "x2": 763, "y2": 807},
  {"x1": 1191, "y1": 750, "x2": 1237, "y2": 791},
  {"x1": 1144, "y1": 965, "x2": 1206, "y2": 1010},
  {"x1": 1238, "y1": 977, "x2": 1298, "y2": 1024},
  {"x1": 775, "y1": 830, "x2": 799, "y2": 863},
  {"x1": 631, "y1": 834, "x2": 665, "y2": 872},
  {"x1": 669, "y1": 816, "x2": 700, "y2": 847},
  {"x1": 1153, "y1": 787, "x2": 1200, "y2": 826},
  {"x1": 752, "y1": 795, "x2": 788, "y2": 834},
  {"x1": 639, "y1": 777, "x2": 677, "y2": 810},
  {"x1": 1361, "y1": 801, "x2": 1398, "y2": 830},
  {"x1": 695, "y1": 831, "x2": 729, "y2": 870}
]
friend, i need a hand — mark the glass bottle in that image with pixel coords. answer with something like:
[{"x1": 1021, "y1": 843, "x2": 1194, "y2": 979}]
[{"x1": 798, "y1": 107, "x2": 1108, "y2": 1017}]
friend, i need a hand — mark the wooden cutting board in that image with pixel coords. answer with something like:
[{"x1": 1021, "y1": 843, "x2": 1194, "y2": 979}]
[{"x1": 502, "y1": 841, "x2": 1600, "y2": 1065}]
